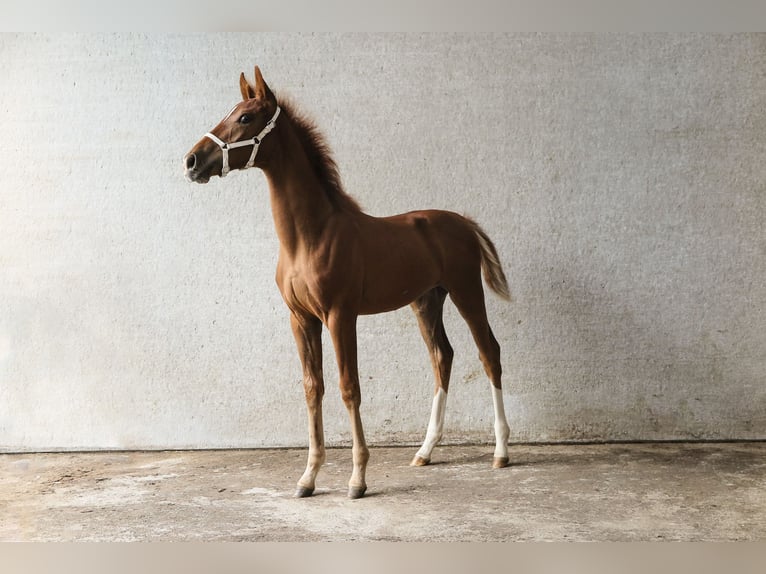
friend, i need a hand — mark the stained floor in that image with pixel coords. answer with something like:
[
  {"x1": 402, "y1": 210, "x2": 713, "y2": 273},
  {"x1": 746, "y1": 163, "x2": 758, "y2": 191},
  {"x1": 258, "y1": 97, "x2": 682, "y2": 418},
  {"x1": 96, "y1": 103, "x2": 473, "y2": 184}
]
[{"x1": 2, "y1": 442, "x2": 765, "y2": 541}]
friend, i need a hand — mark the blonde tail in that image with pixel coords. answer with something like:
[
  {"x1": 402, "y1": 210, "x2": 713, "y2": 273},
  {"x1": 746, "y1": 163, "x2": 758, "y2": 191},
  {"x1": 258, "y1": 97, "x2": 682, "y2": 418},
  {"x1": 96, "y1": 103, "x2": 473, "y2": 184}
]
[{"x1": 471, "y1": 221, "x2": 511, "y2": 301}]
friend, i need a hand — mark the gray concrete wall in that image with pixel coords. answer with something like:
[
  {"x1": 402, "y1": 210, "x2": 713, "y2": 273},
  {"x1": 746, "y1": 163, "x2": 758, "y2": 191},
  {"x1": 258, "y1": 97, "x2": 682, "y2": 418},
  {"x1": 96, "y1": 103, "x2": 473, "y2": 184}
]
[{"x1": 1, "y1": 33, "x2": 764, "y2": 451}]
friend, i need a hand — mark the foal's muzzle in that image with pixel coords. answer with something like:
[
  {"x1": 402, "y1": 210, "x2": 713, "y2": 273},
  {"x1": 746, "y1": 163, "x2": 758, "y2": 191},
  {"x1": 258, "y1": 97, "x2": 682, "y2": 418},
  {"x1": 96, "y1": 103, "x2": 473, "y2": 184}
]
[{"x1": 183, "y1": 150, "x2": 210, "y2": 183}]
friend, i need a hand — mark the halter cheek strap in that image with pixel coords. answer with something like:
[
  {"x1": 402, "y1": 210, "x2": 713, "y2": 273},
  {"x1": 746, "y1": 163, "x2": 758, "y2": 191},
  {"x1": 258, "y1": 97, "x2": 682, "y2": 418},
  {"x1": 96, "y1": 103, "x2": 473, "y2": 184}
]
[{"x1": 204, "y1": 106, "x2": 281, "y2": 178}]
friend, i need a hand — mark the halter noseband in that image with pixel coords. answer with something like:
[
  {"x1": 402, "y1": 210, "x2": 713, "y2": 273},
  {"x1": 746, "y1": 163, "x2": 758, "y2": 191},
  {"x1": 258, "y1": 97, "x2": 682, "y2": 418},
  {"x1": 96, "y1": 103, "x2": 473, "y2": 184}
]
[{"x1": 204, "y1": 106, "x2": 281, "y2": 178}]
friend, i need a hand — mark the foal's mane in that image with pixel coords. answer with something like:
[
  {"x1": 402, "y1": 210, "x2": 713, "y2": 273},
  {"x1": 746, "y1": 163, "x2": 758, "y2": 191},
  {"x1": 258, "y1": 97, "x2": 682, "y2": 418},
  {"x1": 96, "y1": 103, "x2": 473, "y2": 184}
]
[{"x1": 277, "y1": 97, "x2": 362, "y2": 213}]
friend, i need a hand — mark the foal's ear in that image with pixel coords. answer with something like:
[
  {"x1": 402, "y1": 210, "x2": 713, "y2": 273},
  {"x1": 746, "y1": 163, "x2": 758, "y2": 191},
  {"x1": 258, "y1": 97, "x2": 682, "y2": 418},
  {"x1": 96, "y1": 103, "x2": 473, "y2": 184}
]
[
  {"x1": 240, "y1": 72, "x2": 255, "y2": 101},
  {"x1": 253, "y1": 66, "x2": 275, "y2": 101}
]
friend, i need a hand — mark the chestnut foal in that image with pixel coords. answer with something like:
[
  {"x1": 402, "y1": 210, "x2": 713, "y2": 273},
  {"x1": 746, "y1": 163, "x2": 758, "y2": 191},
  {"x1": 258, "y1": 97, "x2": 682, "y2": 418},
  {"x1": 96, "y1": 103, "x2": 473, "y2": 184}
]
[{"x1": 184, "y1": 67, "x2": 512, "y2": 499}]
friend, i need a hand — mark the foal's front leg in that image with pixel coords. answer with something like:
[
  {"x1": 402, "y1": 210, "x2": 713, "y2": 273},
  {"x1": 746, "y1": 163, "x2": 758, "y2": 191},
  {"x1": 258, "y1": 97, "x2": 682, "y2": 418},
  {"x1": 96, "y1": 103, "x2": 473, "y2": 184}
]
[
  {"x1": 290, "y1": 312, "x2": 326, "y2": 498},
  {"x1": 328, "y1": 312, "x2": 369, "y2": 499}
]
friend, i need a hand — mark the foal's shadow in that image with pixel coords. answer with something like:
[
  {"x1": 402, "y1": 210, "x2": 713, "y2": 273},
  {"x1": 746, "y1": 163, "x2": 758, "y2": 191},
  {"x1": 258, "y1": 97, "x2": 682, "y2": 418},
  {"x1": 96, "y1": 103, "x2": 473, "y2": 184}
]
[
  {"x1": 424, "y1": 452, "x2": 516, "y2": 467},
  {"x1": 368, "y1": 454, "x2": 518, "y2": 498},
  {"x1": 421, "y1": 457, "x2": 481, "y2": 467}
]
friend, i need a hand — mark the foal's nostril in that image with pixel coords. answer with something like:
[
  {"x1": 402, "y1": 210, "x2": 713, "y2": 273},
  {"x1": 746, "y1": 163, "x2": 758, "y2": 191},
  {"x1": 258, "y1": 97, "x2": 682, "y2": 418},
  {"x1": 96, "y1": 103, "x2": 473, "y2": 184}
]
[{"x1": 185, "y1": 153, "x2": 196, "y2": 170}]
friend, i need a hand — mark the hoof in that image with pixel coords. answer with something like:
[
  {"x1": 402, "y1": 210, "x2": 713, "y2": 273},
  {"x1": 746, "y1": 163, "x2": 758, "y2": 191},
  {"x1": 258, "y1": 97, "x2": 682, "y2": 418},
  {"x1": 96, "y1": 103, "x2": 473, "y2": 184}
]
[
  {"x1": 492, "y1": 456, "x2": 510, "y2": 469},
  {"x1": 348, "y1": 485, "x2": 367, "y2": 499},
  {"x1": 294, "y1": 485, "x2": 315, "y2": 498},
  {"x1": 410, "y1": 456, "x2": 430, "y2": 467}
]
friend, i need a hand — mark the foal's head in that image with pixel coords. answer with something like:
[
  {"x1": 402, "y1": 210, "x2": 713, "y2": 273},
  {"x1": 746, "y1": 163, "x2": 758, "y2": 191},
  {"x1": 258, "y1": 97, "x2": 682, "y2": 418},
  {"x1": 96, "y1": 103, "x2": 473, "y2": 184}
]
[{"x1": 184, "y1": 66, "x2": 279, "y2": 183}]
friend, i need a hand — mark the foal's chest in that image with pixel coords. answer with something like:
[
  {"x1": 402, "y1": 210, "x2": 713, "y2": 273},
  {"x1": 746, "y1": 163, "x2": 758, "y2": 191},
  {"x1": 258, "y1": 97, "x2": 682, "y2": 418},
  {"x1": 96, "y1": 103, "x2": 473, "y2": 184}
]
[{"x1": 276, "y1": 261, "x2": 344, "y2": 320}]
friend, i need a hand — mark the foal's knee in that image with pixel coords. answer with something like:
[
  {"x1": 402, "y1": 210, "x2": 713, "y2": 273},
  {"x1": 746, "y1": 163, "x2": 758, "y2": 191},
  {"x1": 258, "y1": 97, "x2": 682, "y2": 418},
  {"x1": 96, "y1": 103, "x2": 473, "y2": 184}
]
[
  {"x1": 303, "y1": 379, "x2": 324, "y2": 403},
  {"x1": 339, "y1": 382, "x2": 361, "y2": 409}
]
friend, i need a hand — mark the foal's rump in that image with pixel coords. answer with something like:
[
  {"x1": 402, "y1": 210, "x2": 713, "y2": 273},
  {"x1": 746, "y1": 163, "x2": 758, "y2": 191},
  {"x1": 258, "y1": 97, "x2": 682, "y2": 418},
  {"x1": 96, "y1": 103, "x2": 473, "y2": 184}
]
[{"x1": 413, "y1": 210, "x2": 510, "y2": 302}]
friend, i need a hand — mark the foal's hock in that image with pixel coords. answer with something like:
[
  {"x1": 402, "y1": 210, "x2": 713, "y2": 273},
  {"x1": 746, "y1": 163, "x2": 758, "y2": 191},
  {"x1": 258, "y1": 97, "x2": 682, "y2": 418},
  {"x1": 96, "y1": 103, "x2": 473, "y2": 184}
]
[{"x1": 184, "y1": 66, "x2": 512, "y2": 499}]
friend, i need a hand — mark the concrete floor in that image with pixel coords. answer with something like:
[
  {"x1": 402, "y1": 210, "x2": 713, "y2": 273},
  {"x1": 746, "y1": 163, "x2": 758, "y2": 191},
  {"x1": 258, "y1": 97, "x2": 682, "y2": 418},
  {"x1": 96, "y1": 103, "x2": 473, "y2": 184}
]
[{"x1": 2, "y1": 442, "x2": 765, "y2": 541}]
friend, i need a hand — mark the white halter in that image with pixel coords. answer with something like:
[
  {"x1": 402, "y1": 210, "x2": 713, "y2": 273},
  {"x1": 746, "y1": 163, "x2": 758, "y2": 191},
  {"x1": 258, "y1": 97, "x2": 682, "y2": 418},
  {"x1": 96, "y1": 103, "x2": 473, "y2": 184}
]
[{"x1": 204, "y1": 106, "x2": 281, "y2": 177}]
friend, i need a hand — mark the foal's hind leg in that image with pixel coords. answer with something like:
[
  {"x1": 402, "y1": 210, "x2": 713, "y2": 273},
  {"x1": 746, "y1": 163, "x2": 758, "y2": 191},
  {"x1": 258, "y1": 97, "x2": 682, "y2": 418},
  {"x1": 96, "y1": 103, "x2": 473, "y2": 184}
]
[
  {"x1": 410, "y1": 287, "x2": 453, "y2": 466},
  {"x1": 449, "y1": 280, "x2": 511, "y2": 468}
]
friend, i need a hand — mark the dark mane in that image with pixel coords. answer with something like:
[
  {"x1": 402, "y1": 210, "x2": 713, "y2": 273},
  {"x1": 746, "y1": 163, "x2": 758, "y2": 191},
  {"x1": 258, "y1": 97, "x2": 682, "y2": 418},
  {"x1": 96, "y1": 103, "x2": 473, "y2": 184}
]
[{"x1": 277, "y1": 96, "x2": 362, "y2": 213}]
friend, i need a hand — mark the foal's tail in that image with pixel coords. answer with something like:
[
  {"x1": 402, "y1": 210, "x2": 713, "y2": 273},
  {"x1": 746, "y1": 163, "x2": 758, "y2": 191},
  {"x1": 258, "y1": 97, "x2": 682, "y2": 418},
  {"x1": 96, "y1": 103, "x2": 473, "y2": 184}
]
[{"x1": 469, "y1": 219, "x2": 511, "y2": 302}]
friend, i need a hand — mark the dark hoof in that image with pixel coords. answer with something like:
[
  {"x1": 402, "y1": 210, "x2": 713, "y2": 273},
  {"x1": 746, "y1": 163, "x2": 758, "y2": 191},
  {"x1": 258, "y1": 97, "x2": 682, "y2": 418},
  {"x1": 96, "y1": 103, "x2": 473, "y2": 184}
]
[
  {"x1": 348, "y1": 485, "x2": 367, "y2": 499},
  {"x1": 294, "y1": 485, "x2": 315, "y2": 498},
  {"x1": 492, "y1": 456, "x2": 510, "y2": 469}
]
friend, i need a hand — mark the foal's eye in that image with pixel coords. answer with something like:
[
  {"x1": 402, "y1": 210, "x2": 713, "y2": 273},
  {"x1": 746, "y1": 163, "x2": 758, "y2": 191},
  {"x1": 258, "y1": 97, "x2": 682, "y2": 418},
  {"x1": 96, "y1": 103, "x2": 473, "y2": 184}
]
[{"x1": 239, "y1": 114, "x2": 251, "y2": 124}]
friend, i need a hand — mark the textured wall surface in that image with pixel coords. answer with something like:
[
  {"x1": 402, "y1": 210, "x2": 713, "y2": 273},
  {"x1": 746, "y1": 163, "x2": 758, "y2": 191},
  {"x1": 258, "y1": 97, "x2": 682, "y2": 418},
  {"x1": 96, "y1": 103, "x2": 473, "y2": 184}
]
[{"x1": 1, "y1": 33, "x2": 764, "y2": 451}]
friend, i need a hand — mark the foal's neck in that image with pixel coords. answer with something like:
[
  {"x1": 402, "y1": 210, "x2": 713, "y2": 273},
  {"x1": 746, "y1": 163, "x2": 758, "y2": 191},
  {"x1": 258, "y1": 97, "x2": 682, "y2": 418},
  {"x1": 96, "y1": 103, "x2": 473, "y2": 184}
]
[{"x1": 261, "y1": 117, "x2": 337, "y2": 257}]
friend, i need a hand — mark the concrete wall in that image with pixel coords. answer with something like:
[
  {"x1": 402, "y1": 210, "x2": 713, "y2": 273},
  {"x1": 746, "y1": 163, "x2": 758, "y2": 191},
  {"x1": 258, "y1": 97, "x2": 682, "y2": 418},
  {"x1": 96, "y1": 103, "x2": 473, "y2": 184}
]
[{"x1": 1, "y1": 33, "x2": 764, "y2": 451}]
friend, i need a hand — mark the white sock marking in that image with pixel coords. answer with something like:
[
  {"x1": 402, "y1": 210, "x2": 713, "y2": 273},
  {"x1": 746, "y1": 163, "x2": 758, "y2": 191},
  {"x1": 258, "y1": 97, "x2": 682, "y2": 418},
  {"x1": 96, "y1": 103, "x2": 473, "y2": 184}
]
[
  {"x1": 415, "y1": 388, "x2": 447, "y2": 461},
  {"x1": 492, "y1": 385, "x2": 510, "y2": 459}
]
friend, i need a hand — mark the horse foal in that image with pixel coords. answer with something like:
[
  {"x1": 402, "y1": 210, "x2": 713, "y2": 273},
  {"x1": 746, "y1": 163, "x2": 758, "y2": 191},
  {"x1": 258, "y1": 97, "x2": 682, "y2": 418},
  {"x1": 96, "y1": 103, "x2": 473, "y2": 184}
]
[{"x1": 184, "y1": 67, "x2": 512, "y2": 498}]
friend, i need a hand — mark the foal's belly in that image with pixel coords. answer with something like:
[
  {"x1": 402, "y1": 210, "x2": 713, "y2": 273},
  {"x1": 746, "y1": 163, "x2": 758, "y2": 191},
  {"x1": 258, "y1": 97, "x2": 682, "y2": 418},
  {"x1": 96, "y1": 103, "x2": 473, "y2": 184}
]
[
  {"x1": 358, "y1": 284, "x2": 436, "y2": 315},
  {"x1": 358, "y1": 259, "x2": 441, "y2": 314}
]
